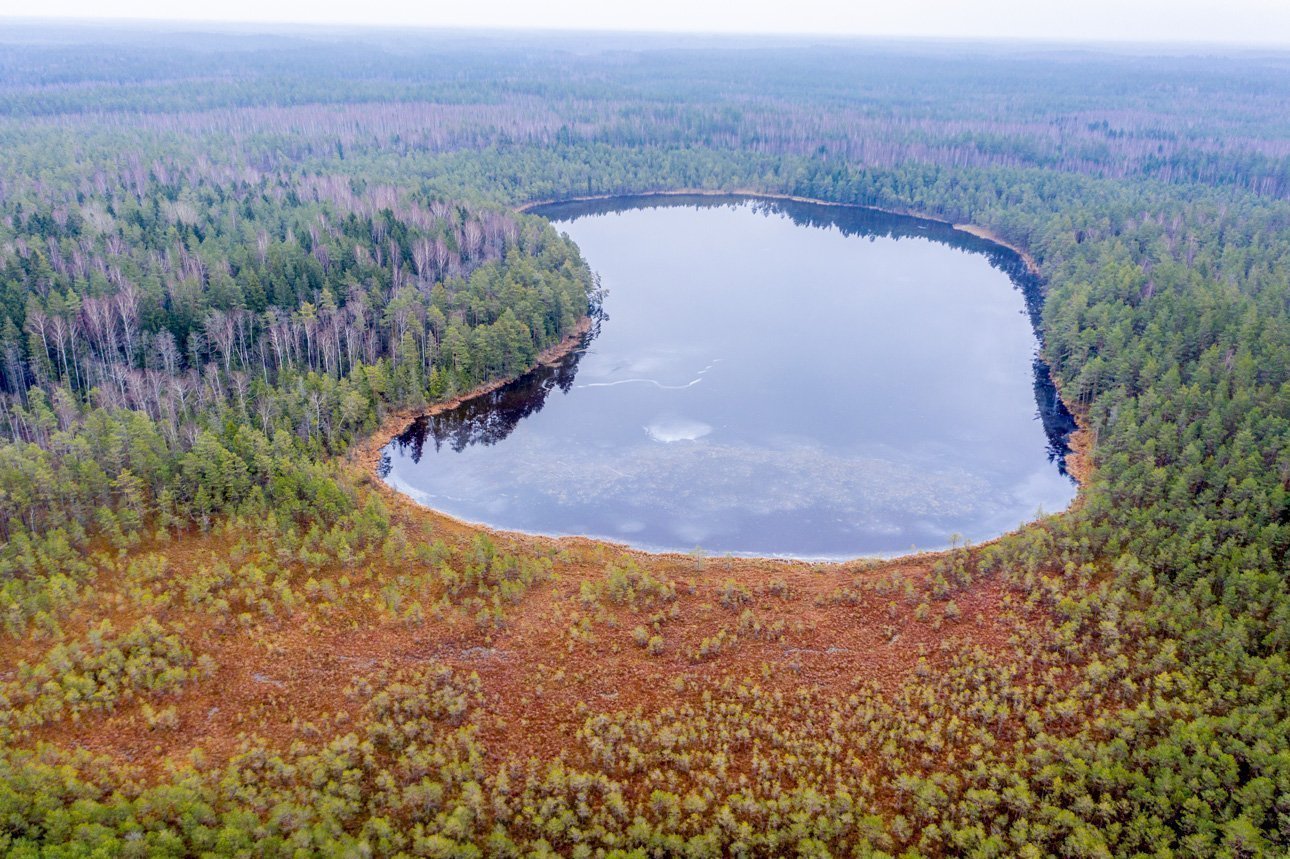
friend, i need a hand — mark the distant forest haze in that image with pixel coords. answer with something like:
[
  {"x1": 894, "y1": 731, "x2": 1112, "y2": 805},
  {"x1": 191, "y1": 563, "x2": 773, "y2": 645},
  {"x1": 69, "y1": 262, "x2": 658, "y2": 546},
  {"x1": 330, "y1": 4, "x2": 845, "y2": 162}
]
[
  {"x1": 12, "y1": 1, "x2": 1290, "y2": 44},
  {"x1": 0, "y1": 24, "x2": 1287, "y2": 859}
]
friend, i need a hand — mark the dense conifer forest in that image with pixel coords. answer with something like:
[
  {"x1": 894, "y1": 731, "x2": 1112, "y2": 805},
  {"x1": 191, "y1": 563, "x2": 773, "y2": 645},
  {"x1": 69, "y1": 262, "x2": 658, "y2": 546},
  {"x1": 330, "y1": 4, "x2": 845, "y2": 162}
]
[{"x1": 0, "y1": 23, "x2": 1287, "y2": 858}]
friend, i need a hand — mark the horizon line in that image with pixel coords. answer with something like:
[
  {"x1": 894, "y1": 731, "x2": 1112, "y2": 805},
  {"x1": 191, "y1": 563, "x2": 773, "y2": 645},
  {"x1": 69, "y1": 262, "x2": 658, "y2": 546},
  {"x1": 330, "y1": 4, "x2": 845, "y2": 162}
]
[{"x1": 3, "y1": 14, "x2": 1290, "y2": 52}]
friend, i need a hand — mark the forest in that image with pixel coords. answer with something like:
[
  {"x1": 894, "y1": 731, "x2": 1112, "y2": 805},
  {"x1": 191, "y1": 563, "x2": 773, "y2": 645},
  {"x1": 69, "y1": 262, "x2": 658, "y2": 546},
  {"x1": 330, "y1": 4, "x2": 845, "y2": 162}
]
[{"x1": 0, "y1": 21, "x2": 1287, "y2": 858}]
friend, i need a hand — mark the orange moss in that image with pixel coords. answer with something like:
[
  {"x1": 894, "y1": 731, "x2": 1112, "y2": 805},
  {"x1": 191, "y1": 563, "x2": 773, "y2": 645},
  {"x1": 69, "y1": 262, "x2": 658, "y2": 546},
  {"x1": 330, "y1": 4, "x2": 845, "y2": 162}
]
[{"x1": 27, "y1": 494, "x2": 1036, "y2": 780}]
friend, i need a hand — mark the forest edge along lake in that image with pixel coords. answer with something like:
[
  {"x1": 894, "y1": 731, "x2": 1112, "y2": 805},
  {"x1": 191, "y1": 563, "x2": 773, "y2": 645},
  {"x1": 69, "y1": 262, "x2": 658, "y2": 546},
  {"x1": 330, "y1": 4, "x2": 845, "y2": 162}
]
[
  {"x1": 375, "y1": 194, "x2": 1080, "y2": 559},
  {"x1": 375, "y1": 193, "x2": 1080, "y2": 558}
]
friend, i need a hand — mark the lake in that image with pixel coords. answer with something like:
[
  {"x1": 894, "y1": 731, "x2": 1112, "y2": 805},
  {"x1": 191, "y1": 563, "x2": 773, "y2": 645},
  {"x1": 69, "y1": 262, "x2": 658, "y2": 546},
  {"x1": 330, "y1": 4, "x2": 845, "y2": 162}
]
[{"x1": 380, "y1": 195, "x2": 1077, "y2": 558}]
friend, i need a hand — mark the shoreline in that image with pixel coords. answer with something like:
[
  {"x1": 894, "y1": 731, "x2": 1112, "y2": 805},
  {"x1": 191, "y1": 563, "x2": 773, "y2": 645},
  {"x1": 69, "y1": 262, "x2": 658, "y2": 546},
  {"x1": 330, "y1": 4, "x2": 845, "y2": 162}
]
[
  {"x1": 359, "y1": 190, "x2": 1089, "y2": 563},
  {"x1": 517, "y1": 188, "x2": 1043, "y2": 277},
  {"x1": 1047, "y1": 373, "x2": 1094, "y2": 492},
  {"x1": 348, "y1": 315, "x2": 593, "y2": 481}
]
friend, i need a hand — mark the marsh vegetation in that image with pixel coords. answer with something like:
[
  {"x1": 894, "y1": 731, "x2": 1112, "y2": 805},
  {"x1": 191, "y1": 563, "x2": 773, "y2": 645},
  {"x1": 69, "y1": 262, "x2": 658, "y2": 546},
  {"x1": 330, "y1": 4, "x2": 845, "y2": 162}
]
[{"x1": 0, "y1": 25, "x2": 1286, "y2": 858}]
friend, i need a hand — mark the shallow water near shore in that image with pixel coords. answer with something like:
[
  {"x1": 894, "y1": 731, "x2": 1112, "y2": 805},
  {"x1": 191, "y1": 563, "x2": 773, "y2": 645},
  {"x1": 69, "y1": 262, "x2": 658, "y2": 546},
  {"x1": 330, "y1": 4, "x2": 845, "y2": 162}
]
[{"x1": 381, "y1": 195, "x2": 1077, "y2": 558}]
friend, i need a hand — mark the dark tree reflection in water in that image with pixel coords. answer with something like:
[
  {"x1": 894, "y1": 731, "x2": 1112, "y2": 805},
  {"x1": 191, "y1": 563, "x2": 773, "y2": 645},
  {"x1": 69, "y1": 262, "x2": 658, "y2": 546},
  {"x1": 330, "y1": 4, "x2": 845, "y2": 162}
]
[
  {"x1": 382, "y1": 196, "x2": 1077, "y2": 557},
  {"x1": 379, "y1": 329, "x2": 594, "y2": 478}
]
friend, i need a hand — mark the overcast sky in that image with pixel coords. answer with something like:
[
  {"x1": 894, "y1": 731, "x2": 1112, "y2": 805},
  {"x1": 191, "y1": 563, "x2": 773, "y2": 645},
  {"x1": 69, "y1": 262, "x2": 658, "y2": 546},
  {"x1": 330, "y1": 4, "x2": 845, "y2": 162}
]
[{"x1": 4, "y1": 0, "x2": 1290, "y2": 46}]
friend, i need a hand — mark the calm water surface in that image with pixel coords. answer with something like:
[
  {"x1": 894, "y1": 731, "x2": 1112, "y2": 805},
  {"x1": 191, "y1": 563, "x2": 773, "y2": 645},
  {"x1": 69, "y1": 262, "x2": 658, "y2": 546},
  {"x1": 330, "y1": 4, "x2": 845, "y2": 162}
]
[{"x1": 381, "y1": 196, "x2": 1077, "y2": 557}]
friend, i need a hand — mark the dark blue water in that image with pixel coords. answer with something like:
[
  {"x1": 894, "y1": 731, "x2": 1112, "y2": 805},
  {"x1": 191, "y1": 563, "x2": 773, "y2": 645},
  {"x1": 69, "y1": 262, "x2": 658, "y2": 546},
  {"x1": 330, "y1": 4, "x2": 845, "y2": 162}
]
[{"x1": 381, "y1": 195, "x2": 1076, "y2": 558}]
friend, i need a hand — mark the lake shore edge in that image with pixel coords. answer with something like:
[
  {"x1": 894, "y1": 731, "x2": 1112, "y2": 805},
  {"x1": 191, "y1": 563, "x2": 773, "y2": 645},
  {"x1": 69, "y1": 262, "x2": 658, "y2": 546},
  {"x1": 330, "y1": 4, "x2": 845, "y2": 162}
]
[
  {"x1": 359, "y1": 190, "x2": 1089, "y2": 561},
  {"x1": 518, "y1": 188, "x2": 1043, "y2": 276},
  {"x1": 348, "y1": 314, "x2": 593, "y2": 483}
]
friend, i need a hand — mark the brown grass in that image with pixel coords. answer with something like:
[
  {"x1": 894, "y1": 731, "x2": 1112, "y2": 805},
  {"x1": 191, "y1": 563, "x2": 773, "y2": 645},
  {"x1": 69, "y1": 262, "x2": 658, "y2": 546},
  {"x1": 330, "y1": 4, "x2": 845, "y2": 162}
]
[
  {"x1": 17, "y1": 305, "x2": 1081, "y2": 780},
  {"x1": 29, "y1": 492, "x2": 1032, "y2": 780}
]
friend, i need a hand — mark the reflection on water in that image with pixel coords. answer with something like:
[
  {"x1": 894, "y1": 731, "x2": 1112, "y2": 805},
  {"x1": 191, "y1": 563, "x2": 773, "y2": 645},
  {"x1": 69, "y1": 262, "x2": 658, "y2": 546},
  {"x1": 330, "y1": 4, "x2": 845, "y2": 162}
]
[
  {"x1": 381, "y1": 329, "x2": 592, "y2": 463},
  {"x1": 1033, "y1": 359, "x2": 1079, "y2": 471},
  {"x1": 381, "y1": 195, "x2": 1078, "y2": 558}
]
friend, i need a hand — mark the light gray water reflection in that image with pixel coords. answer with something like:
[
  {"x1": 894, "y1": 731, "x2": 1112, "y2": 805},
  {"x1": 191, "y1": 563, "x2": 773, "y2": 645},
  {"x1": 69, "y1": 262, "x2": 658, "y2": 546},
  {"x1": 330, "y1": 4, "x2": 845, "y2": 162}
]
[{"x1": 380, "y1": 195, "x2": 1077, "y2": 557}]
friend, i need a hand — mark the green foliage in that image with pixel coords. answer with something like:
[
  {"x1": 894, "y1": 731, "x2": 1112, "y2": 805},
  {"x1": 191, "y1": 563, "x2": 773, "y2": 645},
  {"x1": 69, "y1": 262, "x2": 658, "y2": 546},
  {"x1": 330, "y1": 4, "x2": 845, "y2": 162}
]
[
  {"x1": 0, "y1": 28, "x2": 1286, "y2": 859},
  {"x1": 584, "y1": 558, "x2": 678, "y2": 611},
  {"x1": 0, "y1": 617, "x2": 203, "y2": 731}
]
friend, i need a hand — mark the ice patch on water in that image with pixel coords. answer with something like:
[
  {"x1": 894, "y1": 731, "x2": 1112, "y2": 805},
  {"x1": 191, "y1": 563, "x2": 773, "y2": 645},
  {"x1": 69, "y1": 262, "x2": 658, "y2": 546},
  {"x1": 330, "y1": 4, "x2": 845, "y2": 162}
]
[
  {"x1": 577, "y1": 376, "x2": 703, "y2": 390},
  {"x1": 577, "y1": 357, "x2": 722, "y2": 391},
  {"x1": 644, "y1": 417, "x2": 713, "y2": 443},
  {"x1": 696, "y1": 358, "x2": 722, "y2": 376}
]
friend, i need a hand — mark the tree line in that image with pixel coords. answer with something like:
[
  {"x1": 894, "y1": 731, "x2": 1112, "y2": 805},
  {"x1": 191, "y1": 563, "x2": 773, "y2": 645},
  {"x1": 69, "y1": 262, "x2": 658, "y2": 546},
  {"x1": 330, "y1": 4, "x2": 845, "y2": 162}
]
[{"x1": 0, "y1": 26, "x2": 1286, "y2": 858}]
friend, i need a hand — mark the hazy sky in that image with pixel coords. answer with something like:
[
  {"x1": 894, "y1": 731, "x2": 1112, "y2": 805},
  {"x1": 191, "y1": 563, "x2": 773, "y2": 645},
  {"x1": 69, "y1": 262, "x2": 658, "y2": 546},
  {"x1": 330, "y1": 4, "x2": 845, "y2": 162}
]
[{"x1": 4, "y1": 0, "x2": 1290, "y2": 46}]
